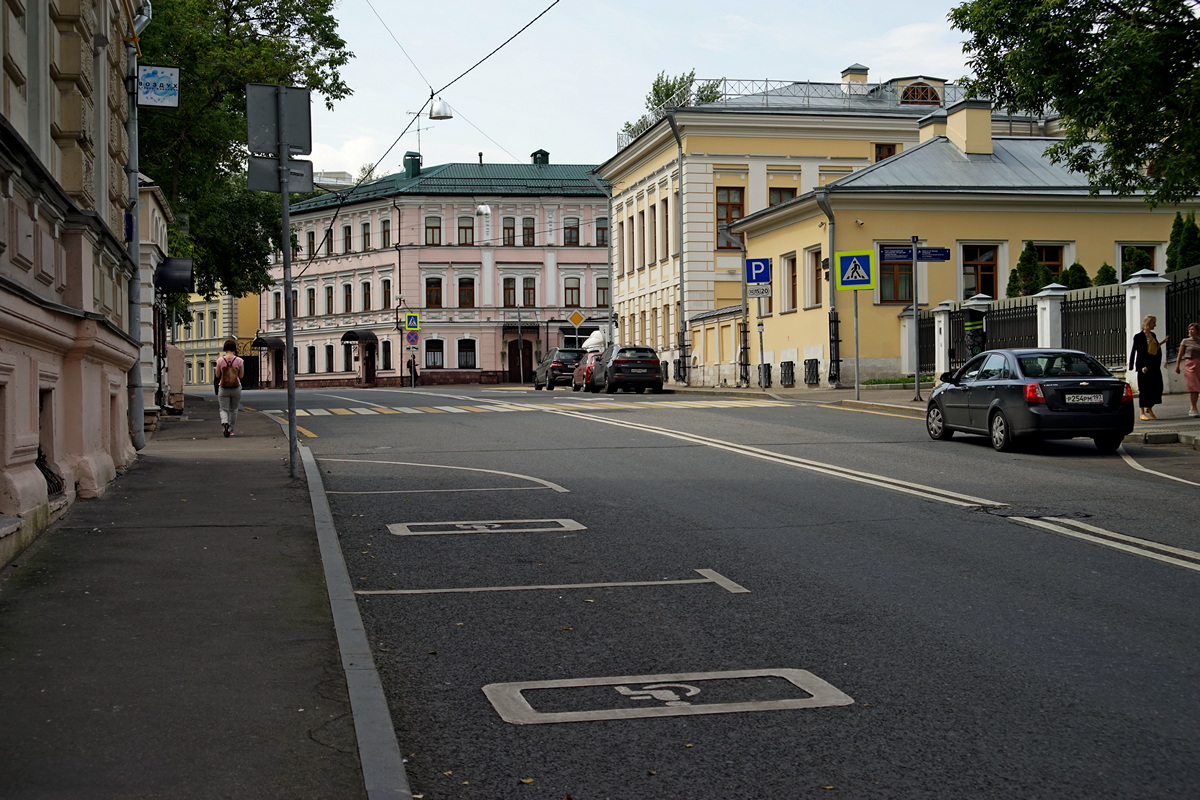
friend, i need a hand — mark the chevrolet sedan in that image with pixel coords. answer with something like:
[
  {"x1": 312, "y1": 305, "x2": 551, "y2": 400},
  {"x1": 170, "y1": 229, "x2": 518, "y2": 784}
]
[{"x1": 925, "y1": 348, "x2": 1134, "y2": 452}]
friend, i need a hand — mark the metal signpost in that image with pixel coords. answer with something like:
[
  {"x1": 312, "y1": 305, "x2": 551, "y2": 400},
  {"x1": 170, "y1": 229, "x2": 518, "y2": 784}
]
[
  {"x1": 745, "y1": 259, "x2": 772, "y2": 388},
  {"x1": 834, "y1": 250, "x2": 875, "y2": 400},
  {"x1": 246, "y1": 83, "x2": 313, "y2": 477},
  {"x1": 879, "y1": 240, "x2": 951, "y2": 401}
]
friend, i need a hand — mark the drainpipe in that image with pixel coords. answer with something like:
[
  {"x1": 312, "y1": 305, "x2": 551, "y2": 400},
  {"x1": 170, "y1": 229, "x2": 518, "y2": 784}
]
[
  {"x1": 814, "y1": 186, "x2": 841, "y2": 388},
  {"x1": 665, "y1": 111, "x2": 688, "y2": 384},
  {"x1": 585, "y1": 170, "x2": 614, "y2": 346},
  {"x1": 125, "y1": 2, "x2": 152, "y2": 451}
]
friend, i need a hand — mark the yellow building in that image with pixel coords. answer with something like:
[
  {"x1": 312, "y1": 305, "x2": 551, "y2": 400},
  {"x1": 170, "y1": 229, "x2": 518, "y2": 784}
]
[
  {"x1": 596, "y1": 66, "x2": 1060, "y2": 384},
  {"x1": 177, "y1": 293, "x2": 262, "y2": 391},
  {"x1": 721, "y1": 100, "x2": 1183, "y2": 387}
]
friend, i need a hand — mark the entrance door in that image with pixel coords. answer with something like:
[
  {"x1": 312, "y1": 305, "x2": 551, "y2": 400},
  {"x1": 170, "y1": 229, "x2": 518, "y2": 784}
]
[
  {"x1": 363, "y1": 343, "x2": 377, "y2": 385},
  {"x1": 508, "y1": 339, "x2": 533, "y2": 382},
  {"x1": 272, "y1": 349, "x2": 285, "y2": 388}
]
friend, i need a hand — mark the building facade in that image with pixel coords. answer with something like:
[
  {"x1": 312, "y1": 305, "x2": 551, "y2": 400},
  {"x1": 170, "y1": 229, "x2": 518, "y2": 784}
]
[
  {"x1": 1, "y1": 1, "x2": 148, "y2": 564},
  {"x1": 596, "y1": 65, "x2": 1062, "y2": 383},
  {"x1": 257, "y1": 151, "x2": 610, "y2": 387}
]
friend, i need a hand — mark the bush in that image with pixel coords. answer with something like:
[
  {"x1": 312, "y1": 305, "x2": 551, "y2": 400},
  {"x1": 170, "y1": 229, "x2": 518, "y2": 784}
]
[
  {"x1": 1060, "y1": 262, "x2": 1091, "y2": 289},
  {"x1": 1094, "y1": 262, "x2": 1118, "y2": 286}
]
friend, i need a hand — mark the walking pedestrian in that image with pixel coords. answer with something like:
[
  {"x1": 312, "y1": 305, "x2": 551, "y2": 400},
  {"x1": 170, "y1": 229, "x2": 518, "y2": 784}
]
[
  {"x1": 215, "y1": 338, "x2": 244, "y2": 437},
  {"x1": 1175, "y1": 322, "x2": 1200, "y2": 417},
  {"x1": 1129, "y1": 315, "x2": 1168, "y2": 420}
]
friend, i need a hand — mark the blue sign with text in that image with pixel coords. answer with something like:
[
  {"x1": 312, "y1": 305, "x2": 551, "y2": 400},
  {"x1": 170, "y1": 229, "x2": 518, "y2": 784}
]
[{"x1": 745, "y1": 258, "x2": 772, "y2": 284}]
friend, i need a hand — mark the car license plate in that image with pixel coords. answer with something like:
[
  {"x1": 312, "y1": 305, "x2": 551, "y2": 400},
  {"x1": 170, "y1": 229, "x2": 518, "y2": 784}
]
[
  {"x1": 1065, "y1": 393, "x2": 1102, "y2": 404},
  {"x1": 631, "y1": 368, "x2": 647, "y2": 373}
]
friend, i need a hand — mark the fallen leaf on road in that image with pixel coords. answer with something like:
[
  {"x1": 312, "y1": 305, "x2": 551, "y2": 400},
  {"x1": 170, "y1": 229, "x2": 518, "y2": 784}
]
[{"x1": 520, "y1": 778, "x2": 535, "y2": 784}]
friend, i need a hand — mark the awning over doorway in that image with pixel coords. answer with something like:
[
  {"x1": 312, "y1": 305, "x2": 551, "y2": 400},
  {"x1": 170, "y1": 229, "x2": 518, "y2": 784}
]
[
  {"x1": 250, "y1": 336, "x2": 286, "y2": 349},
  {"x1": 340, "y1": 330, "x2": 379, "y2": 344}
]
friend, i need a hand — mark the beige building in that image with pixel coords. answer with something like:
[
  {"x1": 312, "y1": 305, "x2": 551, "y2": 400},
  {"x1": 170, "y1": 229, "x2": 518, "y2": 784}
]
[
  {"x1": 1, "y1": 1, "x2": 152, "y2": 564},
  {"x1": 719, "y1": 100, "x2": 1183, "y2": 387},
  {"x1": 596, "y1": 66, "x2": 1061, "y2": 384},
  {"x1": 177, "y1": 293, "x2": 261, "y2": 392}
]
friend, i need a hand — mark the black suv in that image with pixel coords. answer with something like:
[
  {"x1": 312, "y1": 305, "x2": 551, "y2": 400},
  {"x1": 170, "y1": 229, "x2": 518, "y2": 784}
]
[
  {"x1": 533, "y1": 348, "x2": 585, "y2": 390},
  {"x1": 592, "y1": 345, "x2": 663, "y2": 393}
]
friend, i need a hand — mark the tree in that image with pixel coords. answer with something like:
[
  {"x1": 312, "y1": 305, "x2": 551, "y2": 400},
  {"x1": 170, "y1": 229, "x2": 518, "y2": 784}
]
[
  {"x1": 1124, "y1": 247, "x2": 1153, "y2": 277},
  {"x1": 1060, "y1": 262, "x2": 1091, "y2": 290},
  {"x1": 1167, "y1": 212, "x2": 1186, "y2": 271},
  {"x1": 622, "y1": 70, "x2": 723, "y2": 134},
  {"x1": 1094, "y1": 262, "x2": 1119, "y2": 286},
  {"x1": 1007, "y1": 241, "x2": 1051, "y2": 297},
  {"x1": 138, "y1": 0, "x2": 352, "y2": 299},
  {"x1": 949, "y1": 0, "x2": 1200, "y2": 207},
  {"x1": 1171, "y1": 210, "x2": 1200, "y2": 271}
]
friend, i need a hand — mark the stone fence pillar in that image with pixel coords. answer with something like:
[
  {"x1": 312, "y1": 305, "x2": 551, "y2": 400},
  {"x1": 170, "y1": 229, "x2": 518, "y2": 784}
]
[
  {"x1": 932, "y1": 300, "x2": 955, "y2": 377},
  {"x1": 1122, "y1": 269, "x2": 1171, "y2": 393},
  {"x1": 1034, "y1": 283, "x2": 1067, "y2": 348}
]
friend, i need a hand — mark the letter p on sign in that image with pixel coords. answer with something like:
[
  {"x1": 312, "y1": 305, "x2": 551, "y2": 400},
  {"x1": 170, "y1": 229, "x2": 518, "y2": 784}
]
[{"x1": 745, "y1": 258, "x2": 771, "y2": 284}]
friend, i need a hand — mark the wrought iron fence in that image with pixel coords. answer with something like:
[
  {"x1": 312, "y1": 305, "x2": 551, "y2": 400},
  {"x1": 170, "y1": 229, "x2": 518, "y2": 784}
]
[
  {"x1": 917, "y1": 311, "x2": 935, "y2": 374},
  {"x1": 985, "y1": 297, "x2": 1038, "y2": 350},
  {"x1": 946, "y1": 308, "x2": 969, "y2": 370},
  {"x1": 1061, "y1": 286, "x2": 1127, "y2": 368},
  {"x1": 1166, "y1": 266, "x2": 1200, "y2": 357}
]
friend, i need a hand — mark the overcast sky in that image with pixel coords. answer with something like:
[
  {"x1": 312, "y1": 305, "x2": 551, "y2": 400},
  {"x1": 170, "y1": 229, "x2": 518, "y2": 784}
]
[{"x1": 308, "y1": 0, "x2": 973, "y2": 176}]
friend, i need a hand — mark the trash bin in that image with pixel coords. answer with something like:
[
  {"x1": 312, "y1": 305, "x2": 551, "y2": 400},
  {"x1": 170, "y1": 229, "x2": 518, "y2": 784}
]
[{"x1": 803, "y1": 358, "x2": 820, "y2": 385}]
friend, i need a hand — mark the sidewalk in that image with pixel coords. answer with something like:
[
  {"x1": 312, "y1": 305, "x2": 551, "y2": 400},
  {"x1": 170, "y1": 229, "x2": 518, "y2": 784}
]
[{"x1": 0, "y1": 394, "x2": 368, "y2": 800}]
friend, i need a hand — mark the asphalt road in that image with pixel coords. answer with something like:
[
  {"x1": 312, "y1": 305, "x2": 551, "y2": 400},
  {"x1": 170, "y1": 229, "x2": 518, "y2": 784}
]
[{"x1": 249, "y1": 386, "x2": 1200, "y2": 799}]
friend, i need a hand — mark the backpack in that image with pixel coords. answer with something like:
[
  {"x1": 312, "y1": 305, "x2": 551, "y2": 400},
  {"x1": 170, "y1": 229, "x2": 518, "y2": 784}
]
[{"x1": 218, "y1": 357, "x2": 240, "y2": 389}]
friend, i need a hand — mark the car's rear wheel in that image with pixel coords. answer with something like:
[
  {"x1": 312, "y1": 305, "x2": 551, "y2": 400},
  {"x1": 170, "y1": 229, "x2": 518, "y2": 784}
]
[
  {"x1": 990, "y1": 411, "x2": 1017, "y2": 452},
  {"x1": 926, "y1": 403, "x2": 953, "y2": 440},
  {"x1": 546, "y1": 381, "x2": 554, "y2": 391},
  {"x1": 1093, "y1": 433, "x2": 1124, "y2": 453},
  {"x1": 604, "y1": 379, "x2": 616, "y2": 394}
]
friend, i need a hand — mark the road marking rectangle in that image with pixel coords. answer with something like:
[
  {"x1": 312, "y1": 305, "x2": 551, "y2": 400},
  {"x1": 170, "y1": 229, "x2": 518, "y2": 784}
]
[
  {"x1": 483, "y1": 669, "x2": 853, "y2": 725},
  {"x1": 330, "y1": 408, "x2": 355, "y2": 415},
  {"x1": 352, "y1": 408, "x2": 379, "y2": 415},
  {"x1": 390, "y1": 407, "x2": 422, "y2": 413},
  {"x1": 434, "y1": 406, "x2": 470, "y2": 413},
  {"x1": 387, "y1": 518, "x2": 586, "y2": 536}
]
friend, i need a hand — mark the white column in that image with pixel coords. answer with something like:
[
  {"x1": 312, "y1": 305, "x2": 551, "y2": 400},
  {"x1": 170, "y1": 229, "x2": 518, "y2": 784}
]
[
  {"x1": 1033, "y1": 283, "x2": 1067, "y2": 348},
  {"x1": 932, "y1": 300, "x2": 954, "y2": 378},
  {"x1": 1122, "y1": 268, "x2": 1171, "y2": 391}
]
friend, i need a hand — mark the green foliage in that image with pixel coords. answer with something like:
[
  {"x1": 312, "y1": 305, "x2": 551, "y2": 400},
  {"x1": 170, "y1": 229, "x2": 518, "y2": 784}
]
[
  {"x1": 1094, "y1": 262, "x2": 1118, "y2": 286},
  {"x1": 1060, "y1": 262, "x2": 1091, "y2": 290},
  {"x1": 949, "y1": 0, "x2": 1200, "y2": 207},
  {"x1": 1007, "y1": 241, "x2": 1051, "y2": 297},
  {"x1": 622, "y1": 70, "x2": 723, "y2": 134},
  {"x1": 1124, "y1": 246, "x2": 1153, "y2": 276},
  {"x1": 138, "y1": 0, "x2": 352, "y2": 299},
  {"x1": 1167, "y1": 212, "x2": 1186, "y2": 271},
  {"x1": 1175, "y1": 210, "x2": 1200, "y2": 271}
]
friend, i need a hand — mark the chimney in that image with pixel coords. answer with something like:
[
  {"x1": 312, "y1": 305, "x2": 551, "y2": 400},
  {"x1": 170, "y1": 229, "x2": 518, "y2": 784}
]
[
  {"x1": 403, "y1": 151, "x2": 421, "y2": 178},
  {"x1": 945, "y1": 99, "x2": 993, "y2": 155},
  {"x1": 841, "y1": 64, "x2": 868, "y2": 96},
  {"x1": 919, "y1": 108, "x2": 948, "y2": 142},
  {"x1": 531, "y1": 149, "x2": 549, "y2": 166}
]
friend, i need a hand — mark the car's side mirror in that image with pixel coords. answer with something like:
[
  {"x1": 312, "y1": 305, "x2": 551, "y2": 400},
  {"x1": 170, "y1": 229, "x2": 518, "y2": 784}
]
[{"x1": 939, "y1": 371, "x2": 956, "y2": 385}]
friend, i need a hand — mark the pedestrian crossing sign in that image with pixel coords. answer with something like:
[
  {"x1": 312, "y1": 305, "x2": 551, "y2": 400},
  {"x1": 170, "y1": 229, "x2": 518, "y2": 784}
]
[
  {"x1": 834, "y1": 250, "x2": 875, "y2": 291},
  {"x1": 405, "y1": 313, "x2": 420, "y2": 331}
]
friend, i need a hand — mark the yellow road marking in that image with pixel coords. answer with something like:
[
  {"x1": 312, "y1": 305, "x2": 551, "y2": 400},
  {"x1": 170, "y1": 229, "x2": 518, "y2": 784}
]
[
  {"x1": 413, "y1": 406, "x2": 446, "y2": 413},
  {"x1": 267, "y1": 415, "x2": 317, "y2": 438},
  {"x1": 330, "y1": 408, "x2": 355, "y2": 415}
]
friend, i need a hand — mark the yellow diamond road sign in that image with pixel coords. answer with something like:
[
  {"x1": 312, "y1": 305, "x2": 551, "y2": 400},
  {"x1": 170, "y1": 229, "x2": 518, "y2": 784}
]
[{"x1": 567, "y1": 310, "x2": 586, "y2": 327}]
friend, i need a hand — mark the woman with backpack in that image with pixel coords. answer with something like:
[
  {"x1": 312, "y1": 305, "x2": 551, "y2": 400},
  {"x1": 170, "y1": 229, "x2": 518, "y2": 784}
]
[{"x1": 215, "y1": 339, "x2": 244, "y2": 437}]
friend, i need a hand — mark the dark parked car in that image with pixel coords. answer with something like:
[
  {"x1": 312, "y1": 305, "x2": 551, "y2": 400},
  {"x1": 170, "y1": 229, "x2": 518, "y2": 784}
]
[
  {"x1": 533, "y1": 348, "x2": 585, "y2": 390},
  {"x1": 592, "y1": 345, "x2": 663, "y2": 394},
  {"x1": 572, "y1": 351, "x2": 601, "y2": 392},
  {"x1": 925, "y1": 348, "x2": 1134, "y2": 452}
]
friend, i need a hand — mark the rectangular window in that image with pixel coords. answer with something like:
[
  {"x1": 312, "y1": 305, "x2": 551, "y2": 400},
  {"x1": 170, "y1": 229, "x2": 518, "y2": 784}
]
[
  {"x1": 425, "y1": 277, "x2": 443, "y2": 308},
  {"x1": 879, "y1": 248, "x2": 913, "y2": 303},
  {"x1": 343, "y1": 225, "x2": 353, "y2": 253},
  {"x1": 786, "y1": 256, "x2": 798, "y2": 311},
  {"x1": 638, "y1": 210, "x2": 646, "y2": 267},
  {"x1": 306, "y1": 346, "x2": 316, "y2": 373},
  {"x1": 343, "y1": 284, "x2": 353, "y2": 312},
  {"x1": 306, "y1": 231, "x2": 315, "y2": 255},
  {"x1": 380, "y1": 219, "x2": 391, "y2": 248},
  {"x1": 1036, "y1": 245, "x2": 1064, "y2": 276},
  {"x1": 503, "y1": 278, "x2": 516, "y2": 307},
  {"x1": 522, "y1": 217, "x2": 535, "y2": 246},
  {"x1": 716, "y1": 188, "x2": 744, "y2": 249},
  {"x1": 306, "y1": 287, "x2": 316, "y2": 316},
  {"x1": 290, "y1": 290, "x2": 298, "y2": 317},
  {"x1": 425, "y1": 340, "x2": 444, "y2": 368},
  {"x1": 661, "y1": 198, "x2": 669, "y2": 256},
  {"x1": 617, "y1": 220, "x2": 626, "y2": 273},
  {"x1": 523, "y1": 277, "x2": 536, "y2": 307},
  {"x1": 648, "y1": 207, "x2": 657, "y2": 261},
  {"x1": 325, "y1": 229, "x2": 333, "y2": 256},
  {"x1": 596, "y1": 217, "x2": 608, "y2": 246},
  {"x1": 382, "y1": 340, "x2": 392, "y2": 370},
  {"x1": 962, "y1": 245, "x2": 998, "y2": 300},
  {"x1": 361, "y1": 281, "x2": 372, "y2": 311},
  {"x1": 458, "y1": 216, "x2": 474, "y2": 246},
  {"x1": 425, "y1": 217, "x2": 441, "y2": 246},
  {"x1": 197, "y1": 315, "x2": 205, "y2": 338},
  {"x1": 769, "y1": 188, "x2": 796, "y2": 206},
  {"x1": 457, "y1": 340, "x2": 477, "y2": 369},
  {"x1": 381, "y1": 279, "x2": 391, "y2": 309},
  {"x1": 564, "y1": 277, "x2": 581, "y2": 307},
  {"x1": 809, "y1": 250, "x2": 823, "y2": 308},
  {"x1": 564, "y1": 217, "x2": 580, "y2": 246},
  {"x1": 273, "y1": 292, "x2": 282, "y2": 319},
  {"x1": 344, "y1": 343, "x2": 353, "y2": 371},
  {"x1": 874, "y1": 143, "x2": 897, "y2": 162},
  {"x1": 325, "y1": 344, "x2": 334, "y2": 373},
  {"x1": 325, "y1": 285, "x2": 334, "y2": 315},
  {"x1": 458, "y1": 277, "x2": 475, "y2": 308},
  {"x1": 361, "y1": 222, "x2": 371, "y2": 250},
  {"x1": 596, "y1": 277, "x2": 609, "y2": 307}
]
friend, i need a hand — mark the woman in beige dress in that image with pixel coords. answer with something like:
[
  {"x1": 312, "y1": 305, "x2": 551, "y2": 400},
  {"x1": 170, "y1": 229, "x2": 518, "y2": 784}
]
[{"x1": 1175, "y1": 322, "x2": 1200, "y2": 417}]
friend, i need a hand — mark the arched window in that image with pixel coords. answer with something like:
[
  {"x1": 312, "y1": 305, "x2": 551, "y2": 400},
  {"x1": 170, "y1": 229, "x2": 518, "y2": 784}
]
[{"x1": 901, "y1": 82, "x2": 941, "y2": 105}]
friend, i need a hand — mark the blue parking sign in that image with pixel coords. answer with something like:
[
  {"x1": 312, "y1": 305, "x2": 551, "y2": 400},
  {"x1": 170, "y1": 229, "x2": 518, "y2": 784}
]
[{"x1": 745, "y1": 258, "x2": 771, "y2": 284}]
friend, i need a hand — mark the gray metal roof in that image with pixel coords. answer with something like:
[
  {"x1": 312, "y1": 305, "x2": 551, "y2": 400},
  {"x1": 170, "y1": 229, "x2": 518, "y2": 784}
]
[{"x1": 828, "y1": 136, "x2": 1100, "y2": 194}]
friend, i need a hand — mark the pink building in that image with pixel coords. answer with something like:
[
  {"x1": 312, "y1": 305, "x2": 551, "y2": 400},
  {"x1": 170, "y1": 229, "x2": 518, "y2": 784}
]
[{"x1": 257, "y1": 151, "x2": 610, "y2": 387}]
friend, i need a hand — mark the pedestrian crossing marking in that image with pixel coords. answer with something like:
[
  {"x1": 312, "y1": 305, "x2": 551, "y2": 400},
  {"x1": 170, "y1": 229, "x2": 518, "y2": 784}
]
[
  {"x1": 330, "y1": 408, "x2": 355, "y2": 415},
  {"x1": 413, "y1": 406, "x2": 446, "y2": 413},
  {"x1": 264, "y1": 399, "x2": 793, "y2": 419},
  {"x1": 351, "y1": 408, "x2": 379, "y2": 415}
]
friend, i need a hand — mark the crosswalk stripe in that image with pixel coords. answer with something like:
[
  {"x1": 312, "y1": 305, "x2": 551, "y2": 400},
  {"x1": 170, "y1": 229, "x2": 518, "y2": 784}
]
[
  {"x1": 413, "y1": 407, "x2": 446, "y2": 413},
  {"x1": 434, "y1": 406, "x2": 470, "y2": 413},
  {"x1": 275, "y1": 399, "x2": 791, "y2": 417},
  {"x1": 330, "y1": 408, "x2": 355, "y2": 415},
  {"x1": 351, "y1": 408, "x2": 379, "y2": 415},
  {"x1": 390, "y1": 407, "x2": 422, "y2": 413}
]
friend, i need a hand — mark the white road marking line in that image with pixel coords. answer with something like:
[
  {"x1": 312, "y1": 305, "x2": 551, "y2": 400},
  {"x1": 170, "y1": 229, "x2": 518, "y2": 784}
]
[
  {"x1": 319, "y1": 458, "x2": 570, "y2": 493},
  {"x1": 1119, "y1": 446, "x2": 1200, "y2": 486},
  {"x1": 386, "y1": 518, "x2": 586, "y2": 536},
  {"x1": 351, "y1": 407, "x2": 379, "y2": 415},
  {"x1": 433, "y1": 405, "x2": 470, "y2": 413},
  {"x1": 1012, "y1": 517, "x2": 1200, "y2": 573},
  {"x1": 356, "y1": 568, "x2": 747, "y2": 595}
]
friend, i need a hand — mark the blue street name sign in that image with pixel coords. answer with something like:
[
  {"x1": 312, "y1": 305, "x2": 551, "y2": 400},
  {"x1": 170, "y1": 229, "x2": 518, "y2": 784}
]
[
  {"x1": 745, "y1": 258, "x2": 772, "y2": 284},
  {"x1": 880, "y1": 246, "x2": 913, "y2": 262},
  {"x1": 917, "y1": 247, "x2": 951, "y2": 261}
]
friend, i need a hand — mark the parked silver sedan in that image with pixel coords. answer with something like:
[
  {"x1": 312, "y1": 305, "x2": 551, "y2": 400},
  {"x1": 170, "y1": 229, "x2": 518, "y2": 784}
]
[{"x1": 926, "y1": 348, "x2": 1134, "y2": 452}]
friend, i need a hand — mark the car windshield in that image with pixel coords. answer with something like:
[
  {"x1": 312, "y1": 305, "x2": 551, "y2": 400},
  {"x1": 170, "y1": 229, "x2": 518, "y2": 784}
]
[
  {"x1": 1018, "y1": 353, "x2": 1111, "y2": 378},
  {"x1": 617, "y1": 348, "x2": 657, "y2": 359},
  {"x1": 558, "y1": 352, "x2": 583, "y2": 364}
]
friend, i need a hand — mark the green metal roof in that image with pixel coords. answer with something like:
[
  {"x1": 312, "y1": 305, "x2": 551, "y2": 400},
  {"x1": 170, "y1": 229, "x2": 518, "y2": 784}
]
[{"x1": 292, "y1": 161, "x2": 607, "y2": 212}]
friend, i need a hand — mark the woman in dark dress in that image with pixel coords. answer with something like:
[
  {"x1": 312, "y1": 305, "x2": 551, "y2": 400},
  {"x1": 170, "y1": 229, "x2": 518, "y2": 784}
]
[{"x1": 1128, "y1": 314, "x2": 1167, "y2": 420}]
